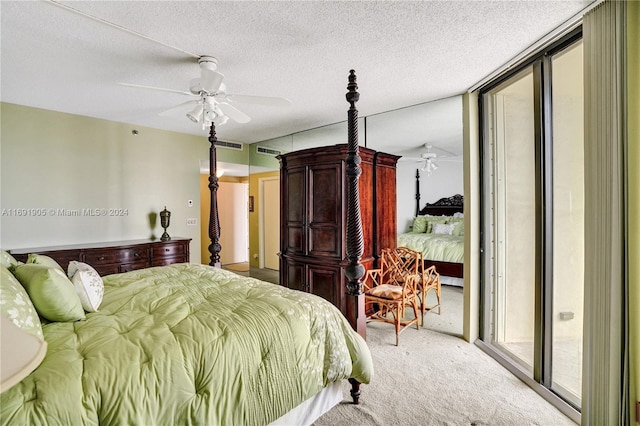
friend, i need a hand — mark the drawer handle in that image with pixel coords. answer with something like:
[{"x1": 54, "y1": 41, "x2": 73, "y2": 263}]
[
  {"x1": 165, "y1": 248, "x2": 170, "y2": 252},
  {"x1": 134, "y1": 253, "x2": 140, "y2": 257},
  {"x1": 97, "y1": 256, "x2": 105, "y2": 261}
]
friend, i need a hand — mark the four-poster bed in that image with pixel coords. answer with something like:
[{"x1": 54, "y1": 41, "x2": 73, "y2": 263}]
[{"x1": 2, "y1": 71, "x2": 372, "y2": 424}]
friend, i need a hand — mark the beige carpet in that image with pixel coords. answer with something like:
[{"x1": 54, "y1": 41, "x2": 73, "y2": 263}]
[{"x1": 313, "y1": 286, "x2": 576, "y2": 426}]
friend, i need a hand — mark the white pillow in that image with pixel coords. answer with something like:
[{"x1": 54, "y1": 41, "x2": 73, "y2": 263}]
[
  {"x1": 68, "y1": 261, "x2": 103, "y2": 312},
  {"x1": 432, "y1": 223, "x2": 455, "y2": 235}
]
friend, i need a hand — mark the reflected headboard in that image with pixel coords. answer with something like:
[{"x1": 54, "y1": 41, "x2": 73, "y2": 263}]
[{"x1": 418, "y1": 194, "x2": 463, "y2": 216}]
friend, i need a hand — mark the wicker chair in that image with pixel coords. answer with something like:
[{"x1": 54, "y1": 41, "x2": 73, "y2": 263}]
[
  {"x1": 417, "y1": 264, "x2": 442, "y2": 326},
  {"x1": 364, "y1": 247, "x2": 421, "y2": 346}
]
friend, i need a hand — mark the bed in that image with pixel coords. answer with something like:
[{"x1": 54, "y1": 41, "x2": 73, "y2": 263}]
[
  {"x1": 399, "y1": 191, "x2": 464, "y2": 282},
  {"x1": 0, "y1": 70, "x2": 372, "y2": 425}
]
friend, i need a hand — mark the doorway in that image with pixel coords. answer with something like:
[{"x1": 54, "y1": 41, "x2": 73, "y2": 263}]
[
  {"x1": 259, "y1": 177, "x2": 280, "y2": 270},
  {"x1": 200, "y1": 176, "x2": 249, "y2": 266},
  {"x1": 480, "y1": 33, "x2": 584, "y2": 415}
]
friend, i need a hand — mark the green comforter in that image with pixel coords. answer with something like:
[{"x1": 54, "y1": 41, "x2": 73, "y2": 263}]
[
  {"x1": 1, "y1": 264, "x2": 373, "y2": 425},
  {"x1": 397, "y1": 232, "x2": 464, "y2": 263}
]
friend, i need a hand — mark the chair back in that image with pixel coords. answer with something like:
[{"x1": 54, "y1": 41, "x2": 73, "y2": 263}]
[{"x1": 379, "y1": 247, "x2": 421, "y2": 285}]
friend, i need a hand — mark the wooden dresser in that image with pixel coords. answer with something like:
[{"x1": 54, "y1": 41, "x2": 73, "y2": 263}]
[
  {"x1": 278, "y1": 144, "x2": 398, "y2": 333},
  {"x1": 10, "y1": 238, "x2": 191, "y2": 276}
]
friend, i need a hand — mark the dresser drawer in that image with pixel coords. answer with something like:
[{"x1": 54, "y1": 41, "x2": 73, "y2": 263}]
[
  {"x1": 116, "y1": 247, "x2": 148, "y2": 263},
  {"x1": 119, "y1": 261, "x2": 150, "y2": 273},
  {"x1": 151, "y1": 255, "x2": 186, "y2": 267},
  {"x1": 83, "y1": 251, "x2": 120, "y2": 265},
  {"x1": 84, "y1": 246, "x2": 148, "y2": 264},
  {"x1": 152, "y1": 243, "x2": 186, "y2": 258},
  {"x1": 92, "y1": 264, "x2": 121, "y2": 276}
]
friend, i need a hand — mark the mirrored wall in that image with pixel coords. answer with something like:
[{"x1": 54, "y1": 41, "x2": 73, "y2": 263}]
[{"x1": 211, "y1": 95, "x2": 464, "y2": 278}]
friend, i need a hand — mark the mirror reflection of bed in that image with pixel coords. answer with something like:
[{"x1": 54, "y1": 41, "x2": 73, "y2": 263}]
[{"x1": 401, "y1": 193, "x2": 465, "y2": 286}]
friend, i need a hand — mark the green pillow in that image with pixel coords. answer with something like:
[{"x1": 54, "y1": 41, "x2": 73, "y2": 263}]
[
  {"x1": 412, "y1": 216, "x2": 429, "y2": 233},
  {"x1": 1, "y1": 250, "x2": 19, "y2": 270},
  {"x1": 0, "y1": 267, "x2": 43, "y2": 338},
  {"x1": 13, "y1": 264, "x2": 85, "y2": 322},
  {"x1": 452, "y1": 221, "x2": 464, "y2": 236},
  {"x1": 27, "y1": 253, "x2": 64, "y2": 272}
]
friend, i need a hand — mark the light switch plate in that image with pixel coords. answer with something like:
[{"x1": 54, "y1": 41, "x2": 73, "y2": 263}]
[{"x1": 186, "y1": 218, "x2": 197, "y2": 226}]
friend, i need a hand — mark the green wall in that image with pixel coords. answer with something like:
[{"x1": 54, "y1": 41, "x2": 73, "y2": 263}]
[
  {"x1": 628, "y1": 0, "x2": 639, "y2": 421},
  {"x1": 0, "y1": 102, "x2": 245, "y2": 263}
]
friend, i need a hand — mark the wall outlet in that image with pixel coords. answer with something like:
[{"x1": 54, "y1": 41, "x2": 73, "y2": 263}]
[{"x1": 186, "y1": 218, "x2": 197, "y2": 226}]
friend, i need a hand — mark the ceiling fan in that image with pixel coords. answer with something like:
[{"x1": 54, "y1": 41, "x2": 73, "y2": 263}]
[
  {"x1": 121, "y1": 56, "x2": 291, "y2": 128},
  {"x1": 418, "y1": 143, "x2": 439, "y2": 175},
  {"x1": 400, "y1": 143, "x2": 461, "y2": 176}
]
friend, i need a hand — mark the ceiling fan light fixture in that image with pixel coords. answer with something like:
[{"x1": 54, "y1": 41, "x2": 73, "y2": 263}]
[{"x1": 186, "y1": 104, "x2": 204, "y2": 123}]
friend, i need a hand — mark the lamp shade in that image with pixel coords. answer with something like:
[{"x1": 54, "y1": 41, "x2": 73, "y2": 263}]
[{"x1": 1, "y1": 316, "x2": 47, "y2": 393}]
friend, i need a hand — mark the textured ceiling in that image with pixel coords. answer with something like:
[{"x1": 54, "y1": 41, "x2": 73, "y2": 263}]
[{"x1": 1, "y1": 0, "x2": 593, "y2": 153}]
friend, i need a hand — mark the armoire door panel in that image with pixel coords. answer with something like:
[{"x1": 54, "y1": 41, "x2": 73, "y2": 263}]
[
  {"x1": 308, "y1": 265, "x2": 342, "y2": 309},
  {"x1": 308, "y1": 226, "x2": 340, "y2": 257},
  {"x1": 286, "y1": 169, "x2": 306, "y2": 223},
  {"x1": 309, "y1": 165, "x2": 341, "y2": 225},
  {"x1": 284, "y1": 260, "x2": 306, "y2": 292},
  {"x1": 286, "y1": 226, "x2": 305, "y2": 253}
]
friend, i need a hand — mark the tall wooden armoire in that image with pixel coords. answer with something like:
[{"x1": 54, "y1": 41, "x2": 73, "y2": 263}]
[{"x1": 278, "y1": 144, "x2": 399, "y2": 336}]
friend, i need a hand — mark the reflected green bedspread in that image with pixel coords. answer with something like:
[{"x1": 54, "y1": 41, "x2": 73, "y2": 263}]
[
  {"x1": 398, "y1": 232, "x2": 464, "y2": 263},
  {"x1": 1, "y1": 264, "x2": 373, "y2": 425}
]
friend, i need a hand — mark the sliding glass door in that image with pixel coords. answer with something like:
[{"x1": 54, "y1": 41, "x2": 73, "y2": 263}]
[{"x1": 480, "y1": 33, "x2": 583, "y2": 414}]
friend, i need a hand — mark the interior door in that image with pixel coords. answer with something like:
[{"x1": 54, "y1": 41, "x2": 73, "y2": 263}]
[{"x1": 262, "y1": 177, "x2": 280, "y2": 270}]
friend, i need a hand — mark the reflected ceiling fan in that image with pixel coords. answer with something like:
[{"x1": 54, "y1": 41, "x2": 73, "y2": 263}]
[
  {"x1": 121, "y1": 56, "x2": 291, "y2": 128},
  {"x1": 401, "y1": 143, "x2": 460, "y2": 176},
  {"x1": 418, "y1": 143, "x2": 439, "y2": 175}
]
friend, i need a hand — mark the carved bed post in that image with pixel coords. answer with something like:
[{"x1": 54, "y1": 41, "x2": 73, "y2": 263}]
[
  {"x1": 415, "y1": 169, "x2": 421, "y2": 216},
  {"x1": 208, "y1": 122, "x2": 222, "y2": 268},
  {"x1": 344, "y1": 70, "x2": 365, "y2": 405}
]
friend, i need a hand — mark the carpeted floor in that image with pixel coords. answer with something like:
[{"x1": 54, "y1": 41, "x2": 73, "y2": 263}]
[
  {"x1": 312, "y1": 285, "x2": 577, "y2": 426},
  {"x1": 223, "y1": 262, "x2": 250, "y2": 272}
]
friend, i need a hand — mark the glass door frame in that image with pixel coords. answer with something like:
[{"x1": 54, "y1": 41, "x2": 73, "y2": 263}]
[{"x1": 477, "y1": 27, "x2": 583, "y2": 422}]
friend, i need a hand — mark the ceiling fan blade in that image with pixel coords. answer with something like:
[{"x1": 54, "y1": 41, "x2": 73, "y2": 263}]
[
  {"x1": 201, "y1": 69, "x2": 225, "y2": 93},
  {"x1": 158, "y1": 100, "x2": 199, "y2": 117},
  {"x1": 120, "y1": 83, "x2": 193, "y2": 96},
  {"x1": 224, "y1": 94, "x2": 291, "y2": 107},
  {"x1": 217, "y1": 102, "x2": 251, "y2": 123}
]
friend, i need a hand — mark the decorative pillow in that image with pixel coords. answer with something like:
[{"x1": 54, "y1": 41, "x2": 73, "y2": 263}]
[
  {"x1": 26, "y1": 253, "x2": 64, "y2": 272},
  {"x1": 13, "y1": 264, "x2": 85, "y2": 322},
  {"x1": 68, "y1": 261, "x2": 104, "y2": 312},
  {"x1": 1, "y1": 250, "x2": 19, "y2": 270},
  {"x1": 452, "y1": 221, "x2": 464, "y2": 236},
  {"x1": 426, "y1": 217, "x2": 449, "y2": 233},
  {"x1": 0, "y1": 267, "x2": 43, "y2": 338},
  {"x1": 432, "y1": 223, "x2": 455, "y2": 235},
  {"x1": 411, "y1": 216, "x2": 429, "y2": 233},
  {"x1": 453, "y1": 212, "x2": 464, "y2": 218}
]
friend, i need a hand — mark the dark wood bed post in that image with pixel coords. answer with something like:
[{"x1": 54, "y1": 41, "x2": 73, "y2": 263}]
[
  {"x1": 415, "y1": 169, "x2": 421, "y2": 216},
  {"x1": 344, "y1": 69, "x2": 365, "y2": 405},
  {"x1": 208, "y1": 122, "x2": 222, "y2": 268}
]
